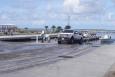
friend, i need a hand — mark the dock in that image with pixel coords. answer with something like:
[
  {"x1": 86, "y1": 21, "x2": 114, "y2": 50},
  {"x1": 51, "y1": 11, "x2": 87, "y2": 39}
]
[
  {"x1": 0, "y1": 34, "x2": 58, "y2": 43},
  {"x1": 0, "y1": 34, "x2": 41, "y2": 43}
]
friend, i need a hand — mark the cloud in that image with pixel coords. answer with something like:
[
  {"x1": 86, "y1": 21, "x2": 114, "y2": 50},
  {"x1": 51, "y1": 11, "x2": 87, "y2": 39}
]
[
  {"x1": 32, "y1": 19, "x2": 46, "y2": 25},
  {"x1": 0, "y1": 0, "x2": 65, "y2": 26},
  {"x1": 63, "y1": 0, "x2": 106, "y2": 21},
  {"x1": 112, "y1": 0, "x2": 115, "y2": 3},
  {"x1": 0, "y1": 7, "x2": 46, "y2": 26},
  {"x1": 0, "y1": 0, "x2": 113, "y2": 28},
  {"x1": 11, "y1": 0, "x2": 38, "y2": 10},
  {"x1": 63, "y1": 0, "x2": 80, "y2": 14},
  {"x1": 108, "y1": 12, "x2": 113, "y2": 20},
  {"x1": 0, "y1": 0, "x2": 47, "y2": 26},
  {"x1": 64, "y1": 0, "x2": 105, "y2": 14}
]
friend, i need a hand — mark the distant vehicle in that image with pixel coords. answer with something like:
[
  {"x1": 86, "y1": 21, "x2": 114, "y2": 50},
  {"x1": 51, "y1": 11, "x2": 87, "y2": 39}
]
[{"x1": 57, "y1": 29, "x2": 83, "y2": 44}]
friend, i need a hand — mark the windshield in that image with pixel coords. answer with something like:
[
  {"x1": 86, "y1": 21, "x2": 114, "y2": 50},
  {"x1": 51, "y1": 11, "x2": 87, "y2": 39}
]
[{"x1": 63, "y1": 30, "x2": 74, "y2": 33}]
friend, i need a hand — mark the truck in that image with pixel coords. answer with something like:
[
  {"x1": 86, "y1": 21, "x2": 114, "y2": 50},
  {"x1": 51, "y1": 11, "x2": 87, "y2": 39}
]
[{"x1": 57, "y1": 29, "x2": 83, "y2": 44}]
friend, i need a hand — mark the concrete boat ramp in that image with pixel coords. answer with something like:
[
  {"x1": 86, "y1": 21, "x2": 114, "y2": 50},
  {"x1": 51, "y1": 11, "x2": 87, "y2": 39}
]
[{"x1": 0, "y1": 44, "x2": 115, "y2": 77}]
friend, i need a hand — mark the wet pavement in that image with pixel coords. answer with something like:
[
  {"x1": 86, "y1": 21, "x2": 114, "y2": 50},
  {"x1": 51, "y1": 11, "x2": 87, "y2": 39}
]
[
  {"x1": 0, "y1": 40, "x2": 115, "y2": 77},
  {"x1": 0, "y1": 40, "x2": 103, "y2": 73}
]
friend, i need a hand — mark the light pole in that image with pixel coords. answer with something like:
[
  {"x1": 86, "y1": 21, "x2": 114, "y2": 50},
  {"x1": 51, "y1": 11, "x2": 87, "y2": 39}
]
[{"x1": 67, "y1": 15, "x2": 71, "y2": 26}]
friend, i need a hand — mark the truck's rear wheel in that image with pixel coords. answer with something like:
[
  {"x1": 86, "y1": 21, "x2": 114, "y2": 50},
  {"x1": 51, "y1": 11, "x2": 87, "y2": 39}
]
[
  {"x1": 79, "y1": 38, "x2": 83, "y2": 44},
  {"x1": 58, "y1": 41, "x2": 61, "y2": 44}
]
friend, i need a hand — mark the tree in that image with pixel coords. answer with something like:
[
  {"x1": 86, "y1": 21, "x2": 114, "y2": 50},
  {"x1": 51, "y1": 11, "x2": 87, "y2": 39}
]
[
  {"x1": 64, "y1": 25, "x2": 71, "y2": 29},
  {"x1": 51, "y1": 25, "x2": 56, "y2": 33},
  {"x1": 56, "y1": 26, "x2": 62, "y2": 33},
  {"x1": 24, "y1": 27, "x2": 28, "y2": 30},
  {"x1": 45, "y1": 26, "x2": 48, "y2": 33}
]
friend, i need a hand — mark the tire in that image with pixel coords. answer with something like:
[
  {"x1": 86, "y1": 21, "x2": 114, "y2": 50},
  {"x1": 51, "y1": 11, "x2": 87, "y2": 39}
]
[
  {"x1": 79, "y1": 38, "x2": 83, "y2": 44},
  {"x1": 58, "y1": 41, "x2": 61, "y2": 44},
  {"x1": 68, "y1": 37, "x2": 74, "y2": 44}
]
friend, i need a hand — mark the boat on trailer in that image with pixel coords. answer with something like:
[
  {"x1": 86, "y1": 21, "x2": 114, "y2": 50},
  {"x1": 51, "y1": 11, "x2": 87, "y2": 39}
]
[{"x1": 100, "y1": 35, "x2": 112, "y2": 43}]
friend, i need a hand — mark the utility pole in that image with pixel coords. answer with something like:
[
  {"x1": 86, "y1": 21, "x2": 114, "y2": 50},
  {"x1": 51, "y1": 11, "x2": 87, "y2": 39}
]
[{"x1": 67, "y1": 15, "x2": 71, "y2": 26}]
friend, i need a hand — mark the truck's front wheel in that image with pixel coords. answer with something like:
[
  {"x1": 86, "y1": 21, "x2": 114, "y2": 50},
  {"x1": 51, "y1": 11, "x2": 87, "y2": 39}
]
[{"x1": 68, "y1": 37, "x2": 74, "y2": 44}]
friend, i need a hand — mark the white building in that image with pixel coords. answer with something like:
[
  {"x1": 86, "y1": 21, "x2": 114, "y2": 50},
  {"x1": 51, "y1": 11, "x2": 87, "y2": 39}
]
[{"x1": 0, "y1": 25, "x2": 17, "y2": 33}]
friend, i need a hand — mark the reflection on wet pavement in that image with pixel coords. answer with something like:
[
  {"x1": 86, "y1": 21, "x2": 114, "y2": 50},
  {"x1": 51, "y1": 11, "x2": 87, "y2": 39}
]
[{"x1": 0, "y1": 39, "x2": 114, "y2": 73}]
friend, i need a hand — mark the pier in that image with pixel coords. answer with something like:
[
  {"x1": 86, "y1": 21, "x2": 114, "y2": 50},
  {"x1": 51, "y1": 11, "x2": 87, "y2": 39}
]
[
  {"x1": 0, "y1": 34, "x2": 58, "y2": 43},
  {"x1": 0, "y1": 34, "x2": 41, "y2": 43}
]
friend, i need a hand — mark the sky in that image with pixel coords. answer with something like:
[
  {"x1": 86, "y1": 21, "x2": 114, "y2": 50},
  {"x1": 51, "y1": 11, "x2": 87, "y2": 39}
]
[{"x1": 0, "y1": 0, "x2": 115, "y2": 29}]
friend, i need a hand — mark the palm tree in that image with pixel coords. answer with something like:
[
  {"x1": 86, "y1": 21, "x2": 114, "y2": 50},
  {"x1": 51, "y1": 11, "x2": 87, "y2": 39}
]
[
  {"x1": 64, "y1": 25, "x2": 71, "y2": 29},
  {"x1": 45, "y1": 26, "x2": 48, "y2": 33},
  {"x1": 24, "y1": 27, "x2": 28, "y2": 30},
  {"x1": 51, "y1": 25, "x2": 56, "y2": 33},
  {"x1": 56, "y1": 26, "x2": 62, "y2": 33}
]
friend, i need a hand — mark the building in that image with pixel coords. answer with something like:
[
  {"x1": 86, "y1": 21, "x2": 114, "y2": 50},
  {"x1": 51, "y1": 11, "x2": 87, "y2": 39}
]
[{"x1": 0, "y1": 25, "x2": 17, "y2": 35}]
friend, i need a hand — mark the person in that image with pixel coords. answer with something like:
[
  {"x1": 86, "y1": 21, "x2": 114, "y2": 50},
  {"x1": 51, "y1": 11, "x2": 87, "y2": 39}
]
[{"x1": 44, "y1": 34, "x2": 51, "y2": 43}]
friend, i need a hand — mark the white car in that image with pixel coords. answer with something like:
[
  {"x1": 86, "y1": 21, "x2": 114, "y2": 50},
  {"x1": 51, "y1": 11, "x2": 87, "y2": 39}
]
[{"x1": 58, "y1": 30, "x2": 83, "y2": 44}]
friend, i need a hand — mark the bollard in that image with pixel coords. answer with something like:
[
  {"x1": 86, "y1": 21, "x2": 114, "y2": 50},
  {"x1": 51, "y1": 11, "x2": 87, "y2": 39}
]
[
  {"x1": 36, "y1": 35, "x2": 38, "y2": 44},
  {"x1": 48, "y1": 36, "x2": 51, "y2": 43}
]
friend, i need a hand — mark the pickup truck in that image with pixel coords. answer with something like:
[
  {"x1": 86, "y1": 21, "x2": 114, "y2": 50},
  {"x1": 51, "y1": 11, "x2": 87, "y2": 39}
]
[{"x1": 58, "y1": 29, "x2": 83, "y2": 44}]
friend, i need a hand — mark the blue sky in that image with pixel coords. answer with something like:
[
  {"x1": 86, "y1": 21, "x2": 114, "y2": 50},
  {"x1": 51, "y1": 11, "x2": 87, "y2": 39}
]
[{"x1": 0, "y1": 0, "x2": 115, "y2": 29}]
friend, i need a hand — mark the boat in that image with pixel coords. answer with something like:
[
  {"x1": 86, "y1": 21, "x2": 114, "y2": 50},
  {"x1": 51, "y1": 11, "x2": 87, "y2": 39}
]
[{"x1": 100, "y1": 34, "x2": 112, "y2": 43}]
